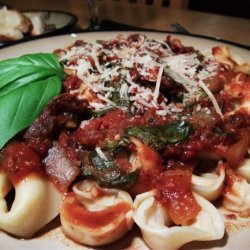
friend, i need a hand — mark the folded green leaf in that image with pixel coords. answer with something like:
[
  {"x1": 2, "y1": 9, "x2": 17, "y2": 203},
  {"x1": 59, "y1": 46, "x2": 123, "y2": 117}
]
[
  {"x1": 0, "y1": 53, "x2": 65, "y2": 149},
  {"x1": 0, "y1": 77, "x2": 61, "y2": 149},
  {"x1": 0, "y1": 53, "x2": 65, "y2": 98}
]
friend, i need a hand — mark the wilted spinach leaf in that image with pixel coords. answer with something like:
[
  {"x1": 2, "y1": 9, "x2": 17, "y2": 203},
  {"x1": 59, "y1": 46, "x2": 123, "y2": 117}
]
[
  {"x1": 125, "y1": 120, "x2": 192, "y2": 150},
  {"x1": 81, "y1": 151, "x2": 139, "y2": 189}
]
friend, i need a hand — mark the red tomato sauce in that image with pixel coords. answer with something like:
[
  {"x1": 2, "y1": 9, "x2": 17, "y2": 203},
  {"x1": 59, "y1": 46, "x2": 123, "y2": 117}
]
[
  {"x1": 0, "y1": 142, "x2": 43, "y2": 185},
  {"x1": 114, "y1": 153, "x2": 132, "y2": 172},
  {"x1": 73, "y1": 108, "x2": 171, "y2": 149},
  {"x1": 62, "y1": 193, "x2": 131, "y2": 229},
  {"x1": 155, "y1": 169, "x2": 201, "y2": 225},
  {"x1": 73, "y1": 109, "x2": 128, "y2": 148},
  {"x1": 63, "y1": 75, "x2": 82, "y2": 92},
  {"x1": 223, "y1": 168, "x2": 242, "y2": 194}
]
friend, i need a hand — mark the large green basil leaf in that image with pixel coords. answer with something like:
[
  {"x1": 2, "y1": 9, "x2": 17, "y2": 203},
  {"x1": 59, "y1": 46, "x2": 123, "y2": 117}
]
[
  {"x1": 0, "y1": 76, "x2": 61, "y2": 149},
  {"x1": 0, "y1": 53, "x2": 65, "y2": 97},
  {"x1": 0, "y1": 53, "x2": 65, "y2": 149}
]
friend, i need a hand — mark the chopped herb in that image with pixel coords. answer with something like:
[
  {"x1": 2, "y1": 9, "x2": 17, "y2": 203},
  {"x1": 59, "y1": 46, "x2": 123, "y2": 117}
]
[
  {"x1": 92, "y1": 107, "x2": 116, "y2": 117},
  {"x1": 111, "y1": 78, "x2": 130, "y2": 109}
]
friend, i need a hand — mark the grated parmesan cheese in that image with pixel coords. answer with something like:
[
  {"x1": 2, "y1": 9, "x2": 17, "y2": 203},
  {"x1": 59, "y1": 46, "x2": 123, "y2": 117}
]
[
  {"x1": 91, "y1": 50, "x2": 103, "y2": 74},
  {"x1": 58, "y1": 34, "x2": 222, "y2": 118},
  {"x1": 95, "y1": 147, "x2": 108, "y2": 161},
  {"x1": 198, "y1": 80, "x2": 223, "y2": 117},
  {"x1": 153, "y1": 65, "x2": 164, "y2": 101},
  {"x1": 163, "y1": 52, "x2": 223, "y2": 117}
]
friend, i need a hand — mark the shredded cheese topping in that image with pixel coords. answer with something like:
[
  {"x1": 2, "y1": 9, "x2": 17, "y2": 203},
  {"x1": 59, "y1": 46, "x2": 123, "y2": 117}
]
[
  {"x1": 58, "y1": 34, "x2": 222, "y2": 117},
  {"x1": 95, "y1": 147, "x2": 108, "y2": 161}
]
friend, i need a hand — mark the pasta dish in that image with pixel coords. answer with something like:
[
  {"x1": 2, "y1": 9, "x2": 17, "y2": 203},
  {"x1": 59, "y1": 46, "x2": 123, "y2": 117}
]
[{"x1": 0, "y1": 33, "x2": 250, "y2": 249}]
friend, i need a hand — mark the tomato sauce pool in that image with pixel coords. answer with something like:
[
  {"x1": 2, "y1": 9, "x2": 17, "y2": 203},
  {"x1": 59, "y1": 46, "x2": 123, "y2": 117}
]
[{"x1": 62, "y1": 193, "x2": 131, "y2": 229}]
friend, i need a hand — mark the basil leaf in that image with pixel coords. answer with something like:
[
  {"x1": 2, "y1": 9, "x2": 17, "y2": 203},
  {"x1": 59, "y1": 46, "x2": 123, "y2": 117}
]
[
  {"x1": 0, "y1": 77, "x2": 61, "y2": 149},
  {"x1": 82, "y1": 151, "x2": 139, "y2": 189},
  {"x1": 125, "y1": 121, "x2": 192, "y2": 150},
  {"x1": 92, "y1": 107, "x2": 116, "y2": 118},
  {"x1": 0, "y1": 53, "x2": 65, "y2": 149},
  {"x1": 108, "y1": 170, "x2": 139, "y2": 189},
  {"x1": 0, "y1": 53, "x2": 65, "y2": 97}
]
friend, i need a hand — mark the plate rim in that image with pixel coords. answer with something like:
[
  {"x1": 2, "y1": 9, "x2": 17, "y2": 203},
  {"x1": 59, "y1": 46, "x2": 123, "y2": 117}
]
[
  {"x1": 1, "y1": 29, "x2": 249, "y2": 52},
  {"x1": 0, "y1": 30, "x2": 249, "y2": 63},
  {"x1": 96, "y1": 20, "x2": 250, "y2": 50}
]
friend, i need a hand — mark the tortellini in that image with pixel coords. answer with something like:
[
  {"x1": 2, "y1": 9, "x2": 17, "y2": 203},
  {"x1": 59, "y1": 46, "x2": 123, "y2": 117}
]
[
  {"x1": 0, "y1": 170, "x2": 62, "y2": 238},
  {"x1": 212, "y1": 46, "x2": 250, "y2": 73},
  {"x1": 129, "y1": 137, "x2": 161, "y2": 195},
  {"x1": 133, "y1": 191, "x2": 224, "y2": 250},
  {"x1": 129, "y1": 137, "x2": 161, "y2": 171},
  {"x1": 192, "y1": 164, "x2": 225, "y2": 201},
  {"x1": 223, "y1": 170, "x2": 250, "y2": 212},
  {"x1": 237, "y1": 159, "x2": 250, "y2": 182},
  {"x1": 60, "y1": 180, "x2": 134, "y2": 246}
]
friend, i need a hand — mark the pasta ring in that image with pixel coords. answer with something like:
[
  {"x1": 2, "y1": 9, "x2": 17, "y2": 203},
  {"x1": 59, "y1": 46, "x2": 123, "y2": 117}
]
[
  {"x1": 223, "y1": 170, "x2": 250, "y2": 212},
  {"x1": 60, "y1": 180, "x2": 134, "y2": 246},
  {"x1": 192, "y1": 164, "x2": 225, "y2": 201},
  {"x1": 0, "y1": 170, "x2": 62, "y2": 238},
  {"x1": 133, "y1": 191, "x2": 224, "y2": 250}
]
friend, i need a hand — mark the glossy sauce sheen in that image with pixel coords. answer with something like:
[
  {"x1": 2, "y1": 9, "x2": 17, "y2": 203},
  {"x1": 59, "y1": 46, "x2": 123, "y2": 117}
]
[{"x1": 62, "y1": 193, "x2": 131, "y2": 229}]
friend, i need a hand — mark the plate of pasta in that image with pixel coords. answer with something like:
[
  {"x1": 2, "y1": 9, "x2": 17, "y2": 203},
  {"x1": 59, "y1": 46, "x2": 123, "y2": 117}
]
[{"x1": 0, "y1": 31, "x2": 250, "y2": 250}]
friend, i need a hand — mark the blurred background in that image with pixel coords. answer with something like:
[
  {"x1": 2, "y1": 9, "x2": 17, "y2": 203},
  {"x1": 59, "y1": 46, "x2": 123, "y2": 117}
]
[{"x1": 0, "y1": 0, "x2": 249, "y2": 46}]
